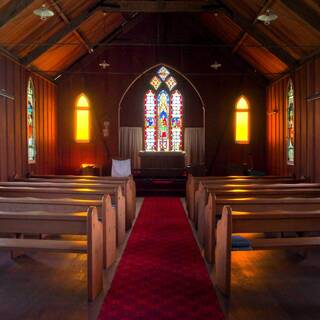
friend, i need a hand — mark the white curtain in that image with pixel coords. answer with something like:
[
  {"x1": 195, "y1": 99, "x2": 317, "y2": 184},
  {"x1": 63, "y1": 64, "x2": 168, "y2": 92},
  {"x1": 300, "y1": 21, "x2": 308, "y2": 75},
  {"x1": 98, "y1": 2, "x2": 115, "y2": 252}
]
[
  {"x1": 120, "y1": 127, "x2": 143, "y2": 169},
  {"x1": 184, "y1": 127, "x2": 205, "y2": 166}
]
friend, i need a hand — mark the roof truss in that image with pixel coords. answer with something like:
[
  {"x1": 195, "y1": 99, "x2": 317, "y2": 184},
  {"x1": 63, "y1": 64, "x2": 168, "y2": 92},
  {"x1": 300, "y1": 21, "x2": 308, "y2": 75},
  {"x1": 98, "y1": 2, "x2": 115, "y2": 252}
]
[
  {"x1": 50, "y1": 0, "x2": 92, "y2": 52},
  {"x1": 280, "y1": 0, "x2": 320, "y2": 32},
  {"x1": 218, "y1": 0, "x2": 296, "y2": 69},
  {"x1": 0, "y1": 0, "x2": 35, "y2": 28},
  {"x1": 21, "y1": 2, "x2": 101, "y2": 66}
]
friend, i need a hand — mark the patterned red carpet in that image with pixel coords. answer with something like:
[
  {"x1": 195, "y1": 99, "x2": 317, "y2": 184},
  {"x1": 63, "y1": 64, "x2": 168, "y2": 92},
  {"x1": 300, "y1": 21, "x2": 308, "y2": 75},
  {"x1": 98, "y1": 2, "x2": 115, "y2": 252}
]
[{"x1": 98, "y1": 197, "x2": 224, "y2": 320}]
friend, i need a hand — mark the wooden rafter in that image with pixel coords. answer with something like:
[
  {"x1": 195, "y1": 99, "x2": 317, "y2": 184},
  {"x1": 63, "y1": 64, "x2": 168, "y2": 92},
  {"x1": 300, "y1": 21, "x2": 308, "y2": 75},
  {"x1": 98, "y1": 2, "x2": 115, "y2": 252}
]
[
  {"x1": 50, "y1": 0, "x2": 92, "y2": 52},
  {"x1": 22, "y1": 3, "x2": 101, "y2": 66},
  {"x1": 218, "y1": 0, "x2": 296, "y2": 68},
  {"x1": 232, "y1": 0, "x2": 275, "y2": 54},
  {"x1": 99, "y1": 1, "x2": 223, "y2": 12},
  {"x1": 0, "y1": 0, "x2": 35, "y2": 28},
  {"x1": 61, "y1": 13, "x2": 143, "y2": 77},
  {"x1": 280, "y1": 0, "x2": 320, "y2": 32}
]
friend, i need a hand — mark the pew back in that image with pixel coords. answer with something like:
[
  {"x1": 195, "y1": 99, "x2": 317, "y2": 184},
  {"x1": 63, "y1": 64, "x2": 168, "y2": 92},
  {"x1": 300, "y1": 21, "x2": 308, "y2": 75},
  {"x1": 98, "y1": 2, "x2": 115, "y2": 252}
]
[{"x1": 0, "y1": 195, "x2": 116, "y2": 268}]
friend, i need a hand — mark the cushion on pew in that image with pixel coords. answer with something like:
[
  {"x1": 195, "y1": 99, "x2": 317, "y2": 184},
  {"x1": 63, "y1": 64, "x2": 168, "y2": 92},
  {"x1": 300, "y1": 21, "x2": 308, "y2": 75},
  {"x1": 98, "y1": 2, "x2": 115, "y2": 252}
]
[{"x1": 231, "y1": 235, "x2": 252, "y2": 251}]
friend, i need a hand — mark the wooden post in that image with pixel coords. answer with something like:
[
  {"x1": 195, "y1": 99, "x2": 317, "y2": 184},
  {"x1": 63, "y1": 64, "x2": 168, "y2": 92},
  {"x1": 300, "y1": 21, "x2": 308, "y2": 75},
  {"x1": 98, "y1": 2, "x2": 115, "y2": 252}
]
[
  {"x1": 204, "y1": 193, "x2": 215, "y2": 264},
  {"x1": 103, "y1": 195, "x2": 117, "y2": 268},
  {"x1": 116, "y1": 186, "x2": 126, "y2": 246},
  {"x1": 87, "y1": 206, "x2": 103, "y2": 301},
  {"x1": 215, "y1": 205, "x2": 232, "y2": 296}
]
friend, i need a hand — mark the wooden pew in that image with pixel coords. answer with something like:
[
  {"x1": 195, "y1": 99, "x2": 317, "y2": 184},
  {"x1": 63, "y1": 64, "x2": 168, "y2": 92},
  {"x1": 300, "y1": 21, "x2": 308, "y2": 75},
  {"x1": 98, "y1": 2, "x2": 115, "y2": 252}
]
[
  {"x1": 0, "y1": 207, "x2": 103, "y2": 301},
  {"x1": 0, "y1": 196, "x2": 116, "y2": 269},
  {"x1": 186, "y1": 175, "x2": 307, "y2": 221},
  {"x1": 195, "y1": 183, "x2": 320, "y2": 241},
  {"x1": 201, "y1": 194, "x2": 320, "y2": 265},
  {"x1": 191, "y1": 180, "x2": 318, "y2": 226},
  {"x1": 16, "y1": 176, "x2": 136, "y2": 230},
  {"x1": 0, "y1": 185, "x2": 126, "y2": 247},
  {"x1": 215, "y1": 206, "x2": 320, "y2": 296}
]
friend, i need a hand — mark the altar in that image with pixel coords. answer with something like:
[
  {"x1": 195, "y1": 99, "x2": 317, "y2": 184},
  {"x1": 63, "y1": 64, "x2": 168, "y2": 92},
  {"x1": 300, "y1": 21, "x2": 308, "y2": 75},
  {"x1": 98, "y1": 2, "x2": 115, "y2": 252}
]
[{"x1": 139, "y1": 151, "x2": 185, "y2": 177}]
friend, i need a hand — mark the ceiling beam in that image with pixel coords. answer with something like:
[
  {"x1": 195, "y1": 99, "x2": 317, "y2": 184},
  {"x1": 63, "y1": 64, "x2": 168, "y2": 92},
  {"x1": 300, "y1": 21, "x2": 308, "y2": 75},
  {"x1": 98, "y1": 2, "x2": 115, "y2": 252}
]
[
  {"x1": 218, "y1": 0, "x2": 296, "y2": 68},
  {"x1": 0, "y1": 0, "x2": 35, "y2": 28},
  {"x1": 50, "y1": 0, "x2": 92, "y2": 52},
  {"x1": 280, "y1": 0, "x2": 320, "y2": 32},
  {"x1": 232, "y1": 0, "x2": 275, "y2": 54},
  {"x1": 99, "y1": 1, "x2": 224, "y2": 12},
  {"x1": 0, "y1": 45, "x2": 54, "y2": 83},
  {"x1": 57, "y1": 13, "x2": 143, "y2": 78},
  {"x1": 22, "y1": 3, "x2": 101, "y2": 66}
]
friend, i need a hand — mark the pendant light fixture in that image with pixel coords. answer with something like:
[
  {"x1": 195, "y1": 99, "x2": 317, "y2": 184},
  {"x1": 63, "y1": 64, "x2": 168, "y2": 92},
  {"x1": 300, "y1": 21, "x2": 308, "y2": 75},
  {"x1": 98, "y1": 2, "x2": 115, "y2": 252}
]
[
  {"x1": 257, "y1": 9, "x2": 278, "y2": 26},
  {"x1": 33, "y1": 4, "x2": 55, "y2": 21}
]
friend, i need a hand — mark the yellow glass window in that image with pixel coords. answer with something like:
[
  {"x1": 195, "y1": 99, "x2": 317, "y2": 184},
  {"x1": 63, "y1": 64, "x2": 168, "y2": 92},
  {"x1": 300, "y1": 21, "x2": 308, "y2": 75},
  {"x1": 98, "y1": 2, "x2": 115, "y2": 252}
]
[
  {"x1": 235, "y1": 96, "x2": 249, "y2": 144},
  {"x1": 75, "y1": 94, "x2": 90, "y2": 142}
]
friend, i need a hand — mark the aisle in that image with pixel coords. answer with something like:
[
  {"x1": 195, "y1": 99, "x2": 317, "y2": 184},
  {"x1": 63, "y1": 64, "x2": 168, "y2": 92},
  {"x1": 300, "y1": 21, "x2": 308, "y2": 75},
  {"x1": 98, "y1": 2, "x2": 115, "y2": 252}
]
[{"x1": 98, "y1": 197, "x2": 224, "y2": 319}]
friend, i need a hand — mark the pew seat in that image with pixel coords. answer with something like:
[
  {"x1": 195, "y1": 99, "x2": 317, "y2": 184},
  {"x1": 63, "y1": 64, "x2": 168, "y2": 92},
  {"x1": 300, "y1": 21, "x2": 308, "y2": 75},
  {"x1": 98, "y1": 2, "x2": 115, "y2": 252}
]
[{"x1": 0, "y1": 238, "x2": 87, "y2": 253}]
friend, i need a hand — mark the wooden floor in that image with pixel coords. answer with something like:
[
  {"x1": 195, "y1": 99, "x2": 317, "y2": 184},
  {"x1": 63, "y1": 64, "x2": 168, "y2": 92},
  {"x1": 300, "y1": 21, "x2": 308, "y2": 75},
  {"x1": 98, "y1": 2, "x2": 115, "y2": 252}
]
[{"x1": 0, "y1": 198, "x2": 320, "y2": 320}]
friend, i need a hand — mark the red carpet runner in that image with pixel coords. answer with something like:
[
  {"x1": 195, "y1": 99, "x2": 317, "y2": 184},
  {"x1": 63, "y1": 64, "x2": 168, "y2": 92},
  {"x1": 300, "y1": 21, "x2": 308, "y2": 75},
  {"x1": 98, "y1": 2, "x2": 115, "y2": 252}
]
[{"x1": 98, "y1": 197, "x2": 224, "y2": 319}]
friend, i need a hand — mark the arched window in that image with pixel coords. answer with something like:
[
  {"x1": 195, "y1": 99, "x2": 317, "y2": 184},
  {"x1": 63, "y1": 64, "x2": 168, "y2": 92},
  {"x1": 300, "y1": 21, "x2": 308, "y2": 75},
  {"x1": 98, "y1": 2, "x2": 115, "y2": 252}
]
[
  {"x1": 144, "y1": 66, "x2": 183, "y2": 151},
  {"x1": 75, "y1": 94, "x2": 90, "y2": 143},
  {"x1": 27, "y1": 77, "x2": 36, "y2": 163},
  {"x1": 235, "y1": 96, "x2": 250, "y2": 144},
  {"x1": 287, "y1": 79, "x2": 294, "y2": 165}
]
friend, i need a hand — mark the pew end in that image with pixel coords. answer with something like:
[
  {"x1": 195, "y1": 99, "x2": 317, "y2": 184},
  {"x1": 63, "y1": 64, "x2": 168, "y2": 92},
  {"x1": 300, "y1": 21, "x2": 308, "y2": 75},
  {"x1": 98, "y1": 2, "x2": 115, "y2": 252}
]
[
  {"x1": 215, "y1": 205, "x2": 232, "y2": 296},
  {"x1": 87, "y1": 206, "x2": 103, "y2": 301},
  {"x1": 102, "y1": 195, "x2": 117, "y2": 269}
]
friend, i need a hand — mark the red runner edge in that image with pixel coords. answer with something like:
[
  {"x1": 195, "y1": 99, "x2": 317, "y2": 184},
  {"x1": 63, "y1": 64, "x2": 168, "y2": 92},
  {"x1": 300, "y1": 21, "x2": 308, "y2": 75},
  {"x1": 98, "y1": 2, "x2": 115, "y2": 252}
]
[{"x1": 98, "y1": 197, "x2": 224, "y2": 320}]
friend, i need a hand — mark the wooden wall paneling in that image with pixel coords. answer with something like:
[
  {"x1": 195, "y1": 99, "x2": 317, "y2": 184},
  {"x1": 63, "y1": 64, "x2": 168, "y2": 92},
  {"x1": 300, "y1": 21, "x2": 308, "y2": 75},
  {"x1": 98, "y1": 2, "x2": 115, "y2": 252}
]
[
  {"x1": 21, "y1": 68, "x2": 27, "y2": 176},
  {"x1": 6, "y1": 60, "x2": 15, "y2": 179},
  {"x1": 306, "y1": 61, "x2": 315, "y2": 180},
  {"x1": 14, "y1": 63, "x2": 22, "y2": 177},
  {"x1": 0, "y1": 57, "x2": 8, "y2": 181},
  {"x1": 0, "y1": 53, "x2": 58, "y2": 181},
  {"x1": 314, "y1": 58, "x2": 320, "y2": 181},
  {"x1": 266, "y1": 56, "x2": 320, "y2": 181}
]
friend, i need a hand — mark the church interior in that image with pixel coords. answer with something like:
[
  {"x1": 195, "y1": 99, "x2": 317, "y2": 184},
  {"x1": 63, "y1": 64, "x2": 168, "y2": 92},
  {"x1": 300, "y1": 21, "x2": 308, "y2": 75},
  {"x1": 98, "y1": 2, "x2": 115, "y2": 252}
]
[{"x1": 0, "y1": 0, "x2": 320, "y2": 319}]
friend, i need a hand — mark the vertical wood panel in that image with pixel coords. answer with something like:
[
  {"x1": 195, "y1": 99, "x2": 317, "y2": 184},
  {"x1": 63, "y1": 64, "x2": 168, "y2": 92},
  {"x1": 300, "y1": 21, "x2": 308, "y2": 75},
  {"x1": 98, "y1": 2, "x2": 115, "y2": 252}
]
[
  {"x1": 266, "y1": 56, "x2": 320, "y2": 181},
  {"x1": 0, "y1": 53, "x2": 58, "y2": 181}
]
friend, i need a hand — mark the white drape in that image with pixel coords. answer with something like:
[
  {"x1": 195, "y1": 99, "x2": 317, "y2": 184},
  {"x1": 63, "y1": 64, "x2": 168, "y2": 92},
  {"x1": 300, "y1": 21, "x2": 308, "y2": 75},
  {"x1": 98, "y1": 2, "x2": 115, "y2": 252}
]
[
  {"x1": 184, "y1": 127, "x2": 205, "y2": 166},
  {"x1": 120, "y1": 127, "x2": 143, "y2": 169}
]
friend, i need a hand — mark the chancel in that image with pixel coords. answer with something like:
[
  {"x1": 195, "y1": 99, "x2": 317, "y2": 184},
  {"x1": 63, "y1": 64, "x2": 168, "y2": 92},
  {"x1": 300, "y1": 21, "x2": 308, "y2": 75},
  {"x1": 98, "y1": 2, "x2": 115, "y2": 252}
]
[{"x1": 0, "y1": 1, "x2": 320, "y2": 319}]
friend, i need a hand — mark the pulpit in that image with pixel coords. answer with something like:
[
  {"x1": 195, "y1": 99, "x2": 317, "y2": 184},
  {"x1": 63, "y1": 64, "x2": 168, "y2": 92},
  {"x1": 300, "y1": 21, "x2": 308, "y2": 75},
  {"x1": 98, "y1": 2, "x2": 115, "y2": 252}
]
[{"x1": 139, "y1": 151, "x2": 185, "y2": 177}]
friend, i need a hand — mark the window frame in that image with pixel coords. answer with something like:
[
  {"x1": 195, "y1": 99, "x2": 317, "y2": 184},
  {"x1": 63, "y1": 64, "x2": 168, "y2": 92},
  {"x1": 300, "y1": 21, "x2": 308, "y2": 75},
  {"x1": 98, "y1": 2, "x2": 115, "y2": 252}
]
[
  {"x1": 287, "y1": 78, "x2": 295, "y2": 166},
  {"x1": 75, "y1": 93, "x2": 91, "y2": 143},
  {"x1": 27, "y1": 77, "x2": 36, "y2": 164},
  {"x1": 235, "y1": 95, "x2": 250, "y2": 145}
]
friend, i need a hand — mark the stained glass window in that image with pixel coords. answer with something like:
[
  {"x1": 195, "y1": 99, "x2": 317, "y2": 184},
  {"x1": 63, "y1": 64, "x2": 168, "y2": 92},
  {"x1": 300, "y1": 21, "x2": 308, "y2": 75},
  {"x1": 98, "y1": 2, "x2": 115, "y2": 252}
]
[
  {"x1": 165, "y1": 76, "x2": 177, "y2": 91},
  {"x1": 144, "y1": 66, "x2": 183, "y2": 151},
  {"x1": 157, "y1": 66, "x2": 170, "y2": 81},
  {"x1": 287, "y1": 79, "x2": 294, "y2": 165},
  {"x1": 235, "y1": 96, "x2": 250, "y2": 144},
  {"x1": 170, "y1": 90, "x2": 183, "y2": 151},
  {"x1": 150, "y1": 76, "x2": 161, "y2": 90},
  {"x1": 27, "y1": 77, "x2": 36, "y2": 163},
  {"x1": 144, "y1": 90, "x2": 157, "y2": 151},
  {"x1": 157, "y1": 90, "x2": 170, "y2": 151},
  {"x1": 75, "y1": 94, "x2": 90, "y2": 142}
]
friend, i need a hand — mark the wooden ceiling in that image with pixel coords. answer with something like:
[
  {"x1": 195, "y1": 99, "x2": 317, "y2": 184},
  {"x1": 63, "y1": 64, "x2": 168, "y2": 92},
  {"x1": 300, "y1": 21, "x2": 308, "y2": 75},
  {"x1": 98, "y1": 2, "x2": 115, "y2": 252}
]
[{"x1": 0, "y1": 0, "x2": 319, "y2": 81}]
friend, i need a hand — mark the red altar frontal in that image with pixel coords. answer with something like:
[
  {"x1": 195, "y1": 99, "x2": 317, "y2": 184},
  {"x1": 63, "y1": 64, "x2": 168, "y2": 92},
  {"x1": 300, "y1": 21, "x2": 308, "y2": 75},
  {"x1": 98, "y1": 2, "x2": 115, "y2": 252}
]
[{"x1": 139, "y1": 151, "x2": 185, "y2": 177}]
